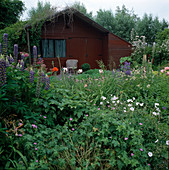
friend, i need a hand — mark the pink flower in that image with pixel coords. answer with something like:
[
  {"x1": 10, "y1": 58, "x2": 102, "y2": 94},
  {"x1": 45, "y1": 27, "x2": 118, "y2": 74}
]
[
  {"x1": 140, "y1": 148, "x2": 143, "y2": 151},
  {"x1": 69, "y1": 118, "x2": 72, "y2": 121},
  {"x1": 35, "y1": 148, "x2": 38, "y2": 150},
  {"x1": 34, "y1": 142, "x2": 37, "y2": 145},
  {"x1": 131, "y1": 153, "x2": 134, "y2": 156},
  {"x1": 18, "y1": 134, "x2": 22, "y2": 136},
  {"x1": 148, "y1": 164, "x2": 150, "y2": 166},
  {"x1": 124, "y1": 138, "x2": 128, "y2": 140},
  {"x1": 86, "y1": 114, "x2": 88, "y2": 117},
  {"x1": 24, "y1": 53, "x2": 29, "y2": 57},
  {"x1": 164, "y1": 67, "x2": 169, "y2": 71},
  {"x1": 139, "y1": 123, "x2": 143, "y2": 125},
  {"x1": 112, "y1": 107, "x2": 115, "y2": 110},
  {"x1": 166, "y1": 72, "x2": 169, "y2": 76},
  {"x1": 43, "y1": 116, "x2": 46, "y2": 119},
  {"x1": 98, "y1": 108, "x2": 100, "y2": 110},
  {"x1": 107, "y1": 105, "x2": 110, "y2": 107},
  {"x1": 36, "y1": 160, "x2": 38, "y2": 162},
  {"x1": 160, "y1": 69, "x2": 164, "y2": 73},
  {"x1": 72, "y1": 128, "x2": 75, "y2": 131},
  {"x1": 32, "y1": 124, "x2": 37, "y2": 128}
]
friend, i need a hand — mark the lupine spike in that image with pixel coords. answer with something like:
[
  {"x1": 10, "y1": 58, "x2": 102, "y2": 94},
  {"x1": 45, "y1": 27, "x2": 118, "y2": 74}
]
[
  {"x1": 45, "y1": 75, "x2": 50, "y2": 90},
  {"x1": 29, "y1": 68, "x2": 34, "y2": 83},
  {"x1": 3, "y1": 33, "x2": 8, "y2": 58},
  {"x1": 33, "y1": 46, "x2": 37, "y2": 67},
  {"x1": 0, "y1": 43, "x2": 2, "y2": 55},
  {"x1": 36, "y1": 71, "x2": 42, "y2": 97},
  {"x1": 14, "y1": 44, "x2": 18, "y2": 63},
  {"x1": 0, "y1": 56, "x2": 6, "y2": 86}
]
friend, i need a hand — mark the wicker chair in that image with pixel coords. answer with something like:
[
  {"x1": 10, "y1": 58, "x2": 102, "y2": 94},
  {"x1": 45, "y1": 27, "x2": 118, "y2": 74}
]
[{"x1": 66, "y1": 59, "x2": 78, "y2": 73}]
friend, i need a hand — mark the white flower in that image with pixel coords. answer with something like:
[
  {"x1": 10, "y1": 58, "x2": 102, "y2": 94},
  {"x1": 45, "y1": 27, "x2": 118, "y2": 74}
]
[
  {"x1": 77, "y1": 69, "x2": 83, "y2": 74},
  {"x1": 148, "y1": 152, "x2": 153, "y2": 157},
  {"x1": 152, "y1": 112, "x2": 160, "y2": 116},
  {"x1": 166, "y1": 140, "x2": 169, "y2": 145},
  {"x1": 112, "y1": 101, "x2": 115, "y2": 103},
  {"x1": 99, "y1": 69, "x2": 103, "y2": 74},
  {"x1": 107, "y1": 101, "x2": 109, "y2": 104},
  {"x1": 133, "y1": 97, "x2": 135, "y2": 100},
  {"x1": 140, "y1": 103, "x2": 144, "y2": 106},
  {"x1": 100, "y1": 102, "x2": 103, "y2": 105},
  {"x1": 101, "y1": 96, "x2": 106, "y2": 100},
  {"x1": 124, "y1": 110, "x2": 126, "y2": 112},
  {"x1": 136, "y1": 102, "x2": 140, "y2": 106},
  {"x1": 155, "y1": 139, "x2": 158, "y2": 143},
  {"x1": 117, "y1": 100, "x2": 120, "y2": 103},
  {"x1": 155, "y1": 103, "x2": 159, "y2": 107},
  {"x1": 111, "y1": 96, "x2": 118, "y2": 101},
  {"x1": 63, "y1": 67, "x2": 68, "y2": 72},
  {"x1": 127, "y1": 99, "x2": 133, "y2": 102},
  {"x1": 147, "y1": 84, "x2": 150, "y2": 88},
  {"x1": 156, "y1": 108, "x2": 161, "y2": 112},
  {"x1": 124, "y1": 107, "x2": 126, "y2": 109},
  {"x1": 128, "y1": 104, "x2": 132, "y2": 107},
  {"x1": 130, "y1": 107, "x2": 134, "y2": 111}
]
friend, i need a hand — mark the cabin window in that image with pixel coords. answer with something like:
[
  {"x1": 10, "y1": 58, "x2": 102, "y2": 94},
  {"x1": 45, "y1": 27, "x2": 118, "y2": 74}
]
[{"x1": 41, "y1": 39, "x2": 66, "y2": 58}]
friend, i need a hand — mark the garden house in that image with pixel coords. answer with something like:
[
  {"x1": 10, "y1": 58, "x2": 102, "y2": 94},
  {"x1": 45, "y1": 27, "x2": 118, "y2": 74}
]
[{"x1": 35, "y1": 8, "x2": 132, "y2": 69}]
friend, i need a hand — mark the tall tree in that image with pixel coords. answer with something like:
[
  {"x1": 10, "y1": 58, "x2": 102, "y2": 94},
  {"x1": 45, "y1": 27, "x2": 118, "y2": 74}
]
[
  {"x1": 71, "y1": 1, "x2": 93, "y2": 19},
  {"x1": 135, "y1": 14, "x2": 168, "y2": 45},
  {"x1": 0, "y1": 0, "x2": 25, "y2": 29},
  {"x1": 95, "y1": 5, "x2": 137, "y2": 41},
  {"x1": 27, "y1": 1, "x2": 57, "y2": 23}
]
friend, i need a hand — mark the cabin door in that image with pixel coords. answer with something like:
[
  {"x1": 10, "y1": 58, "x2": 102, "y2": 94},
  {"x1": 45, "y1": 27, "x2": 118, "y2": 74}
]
[{"x1": 67, "y1": 37, "x2": 103, "y2": 69}]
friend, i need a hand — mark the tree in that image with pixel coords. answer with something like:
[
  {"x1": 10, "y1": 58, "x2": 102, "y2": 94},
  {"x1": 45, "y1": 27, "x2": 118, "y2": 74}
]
[
  {"x1": 71, "y1": 1, "x2": 93, "y2": 19},
  {"x1": 135, "y1": 14, "x2": 168, "y2": 45},
  {"x1": 95, "y1": 5, "x2": 137, "y2": 41},
  {"x1": 95, "y1": 9, "x2": 115, "y2": 31},
  {"x1": 27, "y1": 1, "x2": 57, "y2": 23},
  {"x1": 0, "y1": 0, "x2": 25, "y2": 29}
]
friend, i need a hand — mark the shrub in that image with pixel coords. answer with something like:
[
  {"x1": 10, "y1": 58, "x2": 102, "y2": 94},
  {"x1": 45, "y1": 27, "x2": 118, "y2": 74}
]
[{"x1": 81, "y1": 63, "x2": 91, "y2": 72}]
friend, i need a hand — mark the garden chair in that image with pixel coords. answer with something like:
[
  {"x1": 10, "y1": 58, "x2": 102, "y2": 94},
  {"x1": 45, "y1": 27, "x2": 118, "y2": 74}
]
[{"x1": 66, "y1": 59, "x2": 78, "y2": 74}]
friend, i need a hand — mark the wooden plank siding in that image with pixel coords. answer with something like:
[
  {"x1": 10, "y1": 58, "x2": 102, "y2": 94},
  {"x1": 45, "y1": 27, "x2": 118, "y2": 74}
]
[{"x1": 39, "y1": 9, "x2": 132, "y2": 71}]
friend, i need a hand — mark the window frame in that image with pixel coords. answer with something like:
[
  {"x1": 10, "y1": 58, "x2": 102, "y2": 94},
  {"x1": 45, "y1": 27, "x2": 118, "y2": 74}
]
[{"x1": 41, "y1": 39, "x2": 66, "y2": 58}]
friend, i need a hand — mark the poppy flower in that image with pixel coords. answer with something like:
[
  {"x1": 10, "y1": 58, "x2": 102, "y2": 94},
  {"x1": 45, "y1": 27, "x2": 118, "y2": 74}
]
[{"x1": 53, "y1": 67, "x2": 59, "y2": 72}]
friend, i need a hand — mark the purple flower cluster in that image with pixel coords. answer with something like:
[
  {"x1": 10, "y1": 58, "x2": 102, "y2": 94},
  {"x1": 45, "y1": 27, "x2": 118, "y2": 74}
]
[
  {"x1": 45, "y1": 75, "x2": 50, "y2": 90},
  {"x1": 29, "y1": 69, "x2": 35, "y2": 83},
  {"x1": 121, "y1": 61, "x2": 131, "y2": 76},
  {"x1": 7, "y1": 55, "x2": 14, "y2": 64},
  {"x1": 3, "y1": 33, "x2": 8, "y2": 57},
  {"x1": 14, "y1": 44, "x2": 18, "y2": 63},
  {"x1": 33, "y1": 46, "x2": 37, "y2": 67},
  {"x1": 0, "y1": 57, "x2": 6, "y2": 86}
]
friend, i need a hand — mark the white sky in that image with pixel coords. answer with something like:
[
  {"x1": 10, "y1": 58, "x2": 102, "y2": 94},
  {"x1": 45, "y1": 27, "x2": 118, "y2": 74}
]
[{"x1": 21, "y1": 0, "x2": 169, "y2": 22}]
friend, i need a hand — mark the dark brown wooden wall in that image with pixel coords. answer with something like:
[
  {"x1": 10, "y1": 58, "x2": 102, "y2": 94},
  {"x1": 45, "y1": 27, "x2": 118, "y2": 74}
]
[
  {"x1": 41, "y1": 15, "x2": 108, "y2": 70},
  {"x1": 108, "y1": 33, "x2": 132, "y2": 68}
]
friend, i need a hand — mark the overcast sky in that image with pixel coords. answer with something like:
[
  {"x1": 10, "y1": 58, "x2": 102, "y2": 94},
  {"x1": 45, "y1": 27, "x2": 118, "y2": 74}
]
[{"x1": 21, "y1": 0, "x2": 169, "y2": 22}]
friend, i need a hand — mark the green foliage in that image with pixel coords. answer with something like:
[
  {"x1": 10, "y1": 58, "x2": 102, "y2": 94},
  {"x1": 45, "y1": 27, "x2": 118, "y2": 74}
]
[
  {"x1": 0, "y1": 0, "x2": 25, "y2": 29},
  {"x1": 81, "y1": 63, "x2": 91, "y2": 72},
  {"x1": 71, "y1": 1, "x2": 93, "y2": 19},
  {"x1": 135, "y1": 14, "x2": 168, "y2": 45}
]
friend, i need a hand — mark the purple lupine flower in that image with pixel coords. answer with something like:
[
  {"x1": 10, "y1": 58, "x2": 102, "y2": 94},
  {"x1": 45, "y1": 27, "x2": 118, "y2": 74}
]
[
  {"x1": 45, "y1": 75, "x2": 50, "y2": 90},
  {"x1": 3, "y1": 33, "x2": 8, "y2": 57},
  {"x1": 0, "y1": 43, "x2": 2, "y2": 55},
  {"x1": 29, "y1": 69, "x2": 34, "y2": 83},
  {"x1": 7, "y1": 55, "x2": 14, "y2": 64},
  {"x1": 36, "y1": 71, "x2": 42, "y2": 97},
  {"x1": 14, "y1": 44, "x2": 18, "y2": 63},
  {"x1": 41, "y1": 71, "x2": 45, "y2": 83},
  {"x1": 0, "y1": 56, "x2": 6, "y2": 86},
  {"x1": 125, "y1": 70, "x2": 131, "y2": 76},
  {"x1": 33, "y1": 46, "x2": 37, "y2": 67}
]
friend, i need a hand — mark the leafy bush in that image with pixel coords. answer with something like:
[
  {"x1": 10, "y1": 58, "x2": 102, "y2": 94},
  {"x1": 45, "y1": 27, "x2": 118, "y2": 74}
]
[{"x1": 81, "y1": 63, "x2": 91, "y2": 72}]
